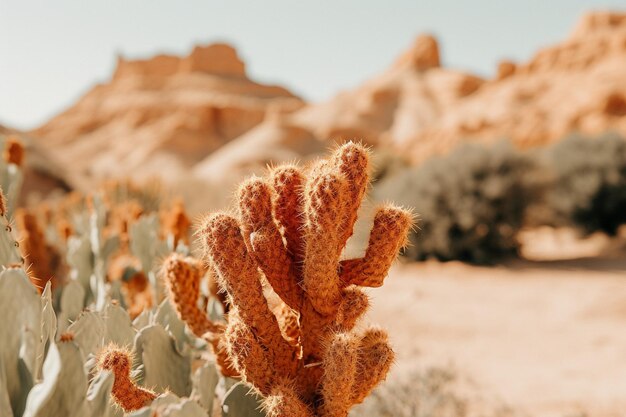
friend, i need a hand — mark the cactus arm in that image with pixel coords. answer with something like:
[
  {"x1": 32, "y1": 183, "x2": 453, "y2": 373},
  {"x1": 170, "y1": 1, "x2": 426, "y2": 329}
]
[
  {"x1": 270, "y1": 165, "x2": 307, "y2": 271},
  {"x1": 237, "y1": 177, "x2": 303, "y2": 310},
  {"x1": 319, "y1": 333, "x2": 358, "y2": 417},
  {"x1": 201, "y1": 213, "x2": 297, "y2": 380},
  {"x1": 301, "y1": 164, "x2": 346, "y2": 316},
  {"x1": 339, "y1": 204, "x2": 413, "y2": 288},
  {"x1": 350, "y1": 328, "x2": 394, "y2": 404}
]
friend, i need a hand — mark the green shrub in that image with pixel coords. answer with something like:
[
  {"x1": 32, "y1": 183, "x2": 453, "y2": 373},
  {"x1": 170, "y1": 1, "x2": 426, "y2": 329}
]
[
  {"x1": 547, "y1": 132, "x2": 626, "y2": 236},
  {"x1": 375, "y1": 141, "x2": 541, "y2": 264}
]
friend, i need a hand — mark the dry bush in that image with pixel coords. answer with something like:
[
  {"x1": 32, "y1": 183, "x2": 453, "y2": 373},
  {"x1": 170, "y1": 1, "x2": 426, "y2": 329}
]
[
  {"x1": 375, "y1": 141, "x2": 542, "y2": 264},
  {"x1": 547, "y1": 132, "x2": 626, "y2": 236}
]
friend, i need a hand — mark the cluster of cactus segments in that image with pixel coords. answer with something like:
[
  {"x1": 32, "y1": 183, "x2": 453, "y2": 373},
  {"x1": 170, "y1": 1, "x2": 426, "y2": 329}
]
[
  {"x1": 0, "y1": 135, "x2": 412, "y2": 417},
  {"x1": 164, "y1": 141, "x2": 414, "y2": 416}
]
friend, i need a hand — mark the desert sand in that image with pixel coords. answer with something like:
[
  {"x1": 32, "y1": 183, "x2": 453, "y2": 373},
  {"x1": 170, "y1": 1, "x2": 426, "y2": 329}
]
[{"x1": 369, "y1": 248, "x2": 626, "y2": 417}]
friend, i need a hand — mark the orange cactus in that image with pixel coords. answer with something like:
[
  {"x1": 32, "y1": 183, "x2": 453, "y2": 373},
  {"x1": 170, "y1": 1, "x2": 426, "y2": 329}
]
[
  {"x1": 161, "y1": 253, "x2": 237, "y2": 377},
  {"x1": 97, "y1": 345, "x2": 156, "y2": 412},
  {"x1": 162, "y1": 199, "x2": 191, "y2": 247},
  {"x1": 123, "y1": 270, "x2": 153, "y2": 319},
  {"x1": 193, "y1": 142, "x2": 413, "y2": 416},
  {"x1": 15, "y1": 208, "x2": 58, "y2": 292}
]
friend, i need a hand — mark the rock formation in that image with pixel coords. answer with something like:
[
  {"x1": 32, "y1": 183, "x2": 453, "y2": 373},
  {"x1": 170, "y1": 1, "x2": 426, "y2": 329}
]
[
  {"x1": 404, "y1": 10, "x2": 626, "y2": 162},
  {"x1": 31, "y1": 11, "x2": 626, "y2": 194},
  {"x1": 33, "y1": 43, "x2": 303, "y2": 181}
]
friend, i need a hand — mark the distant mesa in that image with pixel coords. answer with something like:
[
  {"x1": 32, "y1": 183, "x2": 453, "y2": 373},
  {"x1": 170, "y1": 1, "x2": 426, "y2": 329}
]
[
  {"x1": 113, "y1": 43, "x2": 246, "y2": 80},
  {"x1": 32, "y1": 42, "x2": 303, "y2": 184}
]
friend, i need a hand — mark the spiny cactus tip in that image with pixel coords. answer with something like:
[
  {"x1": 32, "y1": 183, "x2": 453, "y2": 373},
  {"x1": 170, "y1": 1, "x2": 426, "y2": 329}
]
[{"x1": 97, "y1": 344, "x2": 156, "y2": 412}]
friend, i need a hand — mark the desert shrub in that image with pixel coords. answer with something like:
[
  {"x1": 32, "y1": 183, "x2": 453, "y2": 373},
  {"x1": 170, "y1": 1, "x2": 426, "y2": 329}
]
[
  {"x1": 547, "y1": 132, "x2": 626, "y2": 235},
  {"x1": 375, "y1": 141, "x2": 542, "y2": 264}
]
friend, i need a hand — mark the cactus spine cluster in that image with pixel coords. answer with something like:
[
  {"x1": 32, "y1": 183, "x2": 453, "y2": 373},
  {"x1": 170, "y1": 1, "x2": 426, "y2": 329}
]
[{"x1": 165, "y1": 142, "x2": 413, "y2": 416}]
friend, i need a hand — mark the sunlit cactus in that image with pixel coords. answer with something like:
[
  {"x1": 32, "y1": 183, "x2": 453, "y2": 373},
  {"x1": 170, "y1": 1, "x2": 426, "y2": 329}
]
[
  {"x1": 196, "y1": 142, "x2": 413, "y2": 416},
  {"x1": 161, "y1": 252, "x2": 237, "y2": 377}
]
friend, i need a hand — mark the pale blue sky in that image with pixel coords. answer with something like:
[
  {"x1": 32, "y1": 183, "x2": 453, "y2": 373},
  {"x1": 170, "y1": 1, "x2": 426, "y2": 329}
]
[{"x1": 1, "y1": 0, "x2": 624, "y2": 130}]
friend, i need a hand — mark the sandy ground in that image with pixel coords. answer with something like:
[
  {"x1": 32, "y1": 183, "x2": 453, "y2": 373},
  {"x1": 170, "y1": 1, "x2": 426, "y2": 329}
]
[{"x1": 367, "y1": 255, "x2": 626, "y2": 417}]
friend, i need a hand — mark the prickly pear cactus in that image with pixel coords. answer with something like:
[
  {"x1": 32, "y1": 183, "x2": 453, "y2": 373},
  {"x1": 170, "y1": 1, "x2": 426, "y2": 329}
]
[
  {"x1": 0, "y1": 195, "x2": 23, "y2": 267},
  {"x1": 0, "y1": 267, "x2": 42, "y2": 416},
  {"x1": 134, "y1": 324, "x2": 191, "y2": 397},
  {"x1": 130, "y1": 214, "x2": 169, "y2": 301},
  {"x1": 222, "y1": 383, "x2": 265, "y2": 417},
  {"x1": 22, "y1": 339, "x2": 89, "y2": 417}
]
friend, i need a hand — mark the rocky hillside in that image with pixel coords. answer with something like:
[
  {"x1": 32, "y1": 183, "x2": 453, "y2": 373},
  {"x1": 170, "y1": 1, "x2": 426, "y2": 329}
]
[
  {"x1": 33, "y1": 44, "x2": 303, "y2": 181},
  {"x1": 32, "y1": 11, "x2": 626, "y2": 187},
  {"x1": 194, "y1": 11, "x2": 626, "y2": 182},
  {"x1": 405, "y1": 11, "x2": 626, "y2": 162}
]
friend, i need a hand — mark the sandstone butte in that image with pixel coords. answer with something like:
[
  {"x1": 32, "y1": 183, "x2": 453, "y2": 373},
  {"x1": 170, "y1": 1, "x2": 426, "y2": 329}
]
[
  {"x1": 32, "y1": 43, "x2": 304, "y2": 181},
  {"x1": 30, "y1": 11, "x2": 626, "y2": 186}
]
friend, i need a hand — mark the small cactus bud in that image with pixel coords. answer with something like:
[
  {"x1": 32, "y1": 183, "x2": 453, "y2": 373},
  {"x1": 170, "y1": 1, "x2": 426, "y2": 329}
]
[
  {"x1": 58, "y1": 332, "x2": 75, "y2": 343},
  {"x1": 264, "y1": 382, "x2": 314, "y2": 417},
  {"x1": 161, "y1": 253, "x2": 219, "y2": 337}
]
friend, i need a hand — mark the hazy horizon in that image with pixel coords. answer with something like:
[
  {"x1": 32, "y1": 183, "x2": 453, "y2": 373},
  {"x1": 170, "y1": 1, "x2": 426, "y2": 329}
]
[{"x1": 1, "y1": 0, "x2": 624, "y2": 130}]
